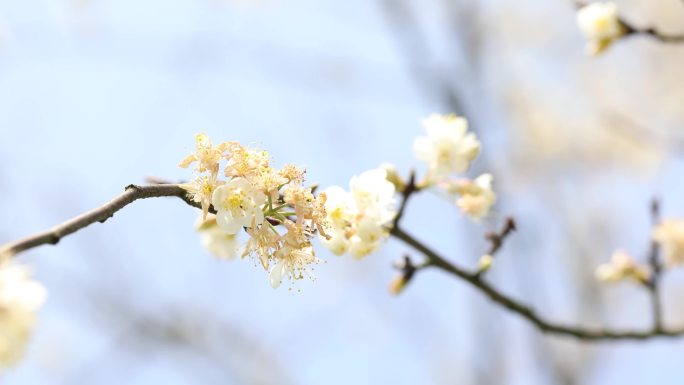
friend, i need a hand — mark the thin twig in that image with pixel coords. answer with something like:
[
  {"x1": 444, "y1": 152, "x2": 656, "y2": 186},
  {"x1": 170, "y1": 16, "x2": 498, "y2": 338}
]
[
  {"x1": 485, "y1": 217, "x2": 516, "y2": 256},
  {"x1": 391, "y1": 170, "x2": 417, "y2": 229},
  {"x1": 0, "y1": 184, "x2": 203, "y2": 258},
  {"x1": 474, "y1": 217, "x2": 516, "y2": 278},
  {"x1": 647, "y1": 198, "x2": 663, "y2": 331},
  {"x1": 624, "y1": 25, "x2": 684, "y2": 43}
]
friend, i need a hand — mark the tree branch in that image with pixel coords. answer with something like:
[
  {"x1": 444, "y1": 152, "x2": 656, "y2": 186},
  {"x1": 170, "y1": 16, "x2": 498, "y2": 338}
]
[
  {"x1": 390, "y1": 225, "x2": 684, "y2": 341},
  {"x1": 0, "y1": 184, "x2": 203, "y2": 258},
  {"x1": 623, "y1": 24, "x2": 684, "y2": 43},
  {"x1": 389, "y1": 181, "x2": 684, "y2": 341},
  {"x1": 3, "y1": 180, "x2": 683, "y2": 341}
]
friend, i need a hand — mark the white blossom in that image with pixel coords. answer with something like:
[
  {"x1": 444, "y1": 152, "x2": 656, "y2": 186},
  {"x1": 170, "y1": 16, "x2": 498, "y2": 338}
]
[
  {"x1": 595, "y1": 250, "x2": 649, "y2": 283},
  {"x1": 195, "y1": 215, "x2": 241, "y2": 260},
  {"x1": 576, "y1": 2, "x2": 624, "y2": 55},
  {"x1": 178, "y1": 133, "x2": 231, "y2": 176},
  {"x1": 319, "y1": 168, "x2": 397, "y2": 259},
  {"x1": 652, "y1": 219, "x2": 684, "y2": 267},
  {"x1": 452, "y1": 173, "x2": 497, "y2": 220},
  {"x1": 180, "y1": 135, "x2": 334, "y2": 289},
  {"x1": 350, "y1": 169, "x2": 397, "y2": 224},
  {"x1": 269, "y1": 244, "x2": 319, "y2": 289},
  {"x1": 212, "y1": 177, "x2": 267, "y2": 234},
  {"x1": 0, "y1": 264, "x2": 46, "y2": 368},
  {"x1": 413, "y1": 114, "x2": 480, "y2": 181},
  {"x1": 181, "y1": 173, "x2": 223, "y2": 220},
  {"x1": 319, "y1": 231, "x2": 349, "y2": 256}
]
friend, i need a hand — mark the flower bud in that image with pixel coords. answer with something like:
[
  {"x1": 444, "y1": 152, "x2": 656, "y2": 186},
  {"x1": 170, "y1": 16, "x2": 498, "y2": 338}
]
[
  {"x1": 478, "y1": 254, "x2": 494, "y2": 273},
  {"x1": 389, "y1": 274, "x2": 409, "y2": 295},
  {"x1": 380, "y1": 163, "x2": 405, "y2": 192}
]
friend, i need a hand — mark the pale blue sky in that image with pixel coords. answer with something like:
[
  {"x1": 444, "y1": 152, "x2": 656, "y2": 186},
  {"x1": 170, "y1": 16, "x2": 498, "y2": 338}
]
[{"x1": 1, "y1": 1, "x2": 684, "y2": 384}]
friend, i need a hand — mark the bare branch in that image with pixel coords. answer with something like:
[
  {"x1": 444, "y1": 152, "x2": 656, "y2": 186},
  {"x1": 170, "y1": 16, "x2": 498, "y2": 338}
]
[
  {"x1": 389, "y1": 179, "x2": 683, "y2": 341},
  {"x1": 623, "y1": 24, "x2": 684, "y2": 43},
  {"x1": 390, "y1": 225, "x2": 684, "y2": 341},
  {"x1": 0, "y1": 184, "x2": 203, "y2": 258}
]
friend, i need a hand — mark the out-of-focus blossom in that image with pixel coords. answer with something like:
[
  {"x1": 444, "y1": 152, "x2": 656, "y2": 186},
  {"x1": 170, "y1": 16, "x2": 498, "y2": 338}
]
[
  {"x1": 0, "y1": 264, "x2": 46, "y2": 368},
  {"x1": 478, "y1": 254, "x2": 494, "y2": 273},
  {"x1": 445, "y1": 173, "x2": 497, "y2": 220},
  {"x1": 652, "y1": 219, "x2": 684, "y2": 267},
  {"x1": 576, "y1": 2, "x2": 624, "y2": 55},
  {"x1": 195, "y1": 215, "x2": 240, "y2": 260},
  {"x1": 380, "y1": 162, "x2": 405, "y2": 192},
  {"x1": 413, "y1": 114, "x2": 480, "y2": 181},
  {"x1": 595, "y1": 250, "x2": 649, "y2": 283}
]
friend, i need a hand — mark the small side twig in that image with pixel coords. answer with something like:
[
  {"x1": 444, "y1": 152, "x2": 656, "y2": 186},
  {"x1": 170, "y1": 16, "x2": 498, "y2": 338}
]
[
  {"x1": 475, "y1": 217, "x2": 516, "y2": 278},
  {"x1": 647, "y1": 198, "x2": 664, "y2": 331},
  {"x1": 391, "y1": 170, "x2": 418, "y2": 229}
]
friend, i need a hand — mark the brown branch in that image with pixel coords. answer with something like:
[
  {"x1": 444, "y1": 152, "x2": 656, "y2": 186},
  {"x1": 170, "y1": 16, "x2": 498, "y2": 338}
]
[
  {"x1": 484, "y1": 217, "x2": 516, "y2": 256},
  {"x1": 3, "y1": 178, "x2": 682, "y2": 341},
  {"x1": 0, "y1": 184, "x2": 205, "y2": 258},
  {"x1": 390, "y1": 226, "x2": 684, "y2": 341},
  {"x1": 389, "y1": 178, "x2": 684, "y2": 341},
  {"x1": 623, "y1": 24, "x2": 684, "y2": 43},
  {"x1": 391, "y1": 170, "x2": 417, "y2": 229},
  {"x1": 474, "y1": 217, "x2": 516, "y2": 278}
]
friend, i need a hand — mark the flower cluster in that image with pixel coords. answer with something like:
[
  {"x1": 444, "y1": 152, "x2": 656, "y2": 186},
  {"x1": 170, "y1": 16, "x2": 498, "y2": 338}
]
[
  {"x1": 0, "y1": 263, "x2": 46, "y2": 368},
  {"x1": 576, "y1": 2, "x2": 625, "y2": 55},
  {"x1": 595, "y1": 250, "x2": 650, "y2": 284},
  {"x1": 184, "y1": 114, "x2": 494, "y2": 287},
  {"x1": 596, "y1": 219, "x2": 684, "y2": 285},
  {"x1": 413, "y1": 114, "x2": 496, "y2": 220},
  {"x1": 180, "y1": 134, "x2": 329, "y2": 288},
  {"x1": 318, "y1": 169, "x2": 397, "y2": 259}
]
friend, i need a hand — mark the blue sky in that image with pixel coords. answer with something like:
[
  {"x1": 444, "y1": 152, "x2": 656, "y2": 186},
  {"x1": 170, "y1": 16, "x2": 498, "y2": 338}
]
[{"x1": 2, "y1": 0, "x2": 684, "y2": 384}]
